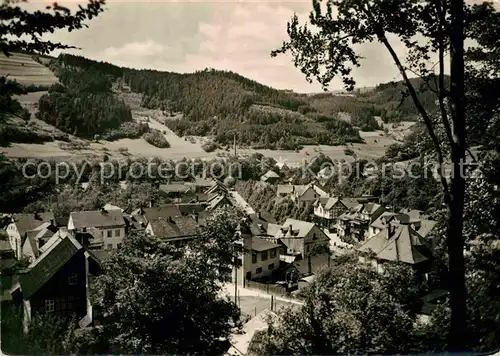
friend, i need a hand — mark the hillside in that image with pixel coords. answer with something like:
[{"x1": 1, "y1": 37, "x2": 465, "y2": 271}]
[{"x1": 0, "y1": 52, "x2": 58, "y2": 87}]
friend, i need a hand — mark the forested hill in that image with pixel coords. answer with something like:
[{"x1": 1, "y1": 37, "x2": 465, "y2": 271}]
[{"x1": 34, "y1": 53, "x2": 441, "y2": 149}]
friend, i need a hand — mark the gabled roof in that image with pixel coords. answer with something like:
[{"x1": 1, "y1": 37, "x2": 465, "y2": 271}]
[
  {"x1": 370, "y1": 212, "x2": 402, "y2": 230},
  {"x1": 413, "y1": 219, "x2": 437, "y2": 238},
  {"x1": 358, "y1": 224, "x2": 430, "y2": 264},
  {"x1": 159, "y1": 183, "x2": 192, "y2": 194},
  {"x1": 279, "y1": 219, "x2": 317, "y2": 239},
  {"x1": 19, "y1": 234, "x2": 83, "y2": 299},
  {"x1": 206, "y1": 194, "x2": 231, "y2": 211},
  {"x1": 261, "y1": 170, "x2": 280, "y2": 181},
  {"x1": 251, "y1": 237, "x2": 281, "y2": 252},
  {"x1": 176, "y1": 202, "x2": 207, "y2": 216},
  {"x1": 11, "y1": 212, "x2": 55, "y2": 236},
  {"x1": 69, "y1": 209, "x2": 125, "y2": 229},
  {"x1": 103, "y1": 203, "x2": 124, "y2": 212},
  {"x1": 229, "y1": 191, "x2": 255, "y2": 215},
  {"x1": 205, "y1": 180, "x2": 228, "y2": 195},
  {"x1": 148, "y1": 215, "x2": 200, "y2": 240},
  {"x1": 141, "y1": 205, "x2": 182, "y2": 222},
  {"x1": 312, "y1": 184, "x2": 329, "y2": 197},
  {"x1": 340, "y1": 198, "x2": 361, "y2": 210}
]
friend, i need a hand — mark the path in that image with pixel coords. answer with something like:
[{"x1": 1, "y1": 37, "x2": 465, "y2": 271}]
[{"x1": 222, "y1": 282, "x2": 304, "y2": 306}]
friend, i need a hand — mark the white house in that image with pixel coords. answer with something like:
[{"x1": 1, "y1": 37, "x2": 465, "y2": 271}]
[{"x1": 68, "y1": 208, "x2": 126, "y2": 250}]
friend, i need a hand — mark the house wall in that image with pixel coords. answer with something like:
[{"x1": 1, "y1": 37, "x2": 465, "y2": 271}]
[
  {"x1": 281, "y1": 225, "x2": 329, "y2": 257},
  {"x1": 22, "y1": 239, "x2": 37, "y2": 263},
  {"x1": 68, "y1": 216, "x2": 125, "y2": 250},
  {"x1": 246, "y1": 247, "x2": 280, "y2": 280},
  {"x1": 6, "y1": 223, "x2": 22, "y2": 259},
  {"x1": 29, "y1": 250, "x2": 87, "y2": 320},
  {"x1": 296, "y1": 187, "x2": 318, "y2": 203}
]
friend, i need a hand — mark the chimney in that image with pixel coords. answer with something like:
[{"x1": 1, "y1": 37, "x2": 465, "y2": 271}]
[
  {"x1": 50, "y1": 218, "x2": 55, "y2": 226},
  {"x1": 193, "y1": 213, "x2": 198, "y2": 223},
  {"x1": 34, "y1": 212, "x2": 41, "y2": 220},
  {"x1": 149, "y1": 200, "x2": 153, "y2": 208},
  {"x1": 258, "y1": 211, "x2": 262, "y2": 219},
  {"x1": 288, "y1": 224, "x2": 293, "y2": 235},
  {"x1": 101, "y1": 207, "x2": 108, "y2": 214}
]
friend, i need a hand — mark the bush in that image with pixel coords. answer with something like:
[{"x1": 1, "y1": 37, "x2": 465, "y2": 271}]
[
  {"x1": 344, "y1": 147, "x2": 355, "y2": 156},
  {"x1": 58, "y1": 140, "x2": 90, "y2": 151},
  {"x1": 101, "y1": 122, "x2": 149, "y2": 141},
  {"x1": 202, "y1": 140, "x2": 218, "y2": 153},
  {"x1": 142, "y1": 129, "x2": 170, "y2": 148}
]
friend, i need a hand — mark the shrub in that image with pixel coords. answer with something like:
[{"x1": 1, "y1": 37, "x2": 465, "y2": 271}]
[
  {"x1": 101, "y1": 122, "x2": 149, "y2": 141},
  {"x1": 344, "y1": 147, "x2": 355, "y2": 156},
  {"x1": 143, "y1": 129, "x2": 170, "y2": 148},
  {"x1": 202, "y1": 140, "x2": 218, "y2": 153}
]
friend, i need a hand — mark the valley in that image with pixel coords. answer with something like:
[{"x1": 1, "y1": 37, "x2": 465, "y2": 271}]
[{"x1": 1, "y1": 52, "x2": 417, "y2": 165}]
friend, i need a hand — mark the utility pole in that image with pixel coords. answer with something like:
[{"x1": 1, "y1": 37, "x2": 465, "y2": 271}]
[{"x1": 233, "y1": 132, "x2": 237, "y2": 157}]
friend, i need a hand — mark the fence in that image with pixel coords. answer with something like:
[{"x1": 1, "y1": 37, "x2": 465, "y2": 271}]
[{"x1": 245, "y1": 280, "x2": 289, "y2": 297}]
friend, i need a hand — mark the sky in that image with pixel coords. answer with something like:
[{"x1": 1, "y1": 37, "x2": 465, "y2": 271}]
[{"x1": 22, "y1": 0, "x2": 470, "y2": 93}]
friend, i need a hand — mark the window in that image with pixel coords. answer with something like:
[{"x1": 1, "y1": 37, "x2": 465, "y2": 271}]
[
  {"x1": 261, "y1": 251, "x2": 268, "y2": 261},
  {"x1": 256, "y1": 267, "x2": 262, "y2": 274},
  {"x1": 82, "y1": 227, "x2": 86, "y2": 232},
  {"x1": 270, "y1": 249, "x2": 276, "y2": 258},
  {"x1": 268, "y1": 263, "x2": 274, "y2": 270},
  {"x1": 252, "y1": 253, "x2": 257, "y2": 264},
  {"x1": 107, "y1": 230, "x2": 112, "y2": 238},
  {"x1": 115, "y1": 229, "x2": 121, "y2": 237},
  {"x1": 45, "y1": 299, "x2": 54, "y2": 312},
  {"x1": 68, "y1": 273, "x2": 77, "y2": 285}
]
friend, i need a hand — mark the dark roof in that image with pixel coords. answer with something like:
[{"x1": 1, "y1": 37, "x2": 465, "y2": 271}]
[
  {"x1": 159, "y1": 183, "x2": 192, "y2": 193},
  {"x1": 142, "y1": 205, "x2": 182, "y2": 221},
  {"x1": 149, "y1": 215, "x2": 200, "y2": 240},
  {"x1": 12, "y1": 212, "x2": 55, "y2": 236},
  {"x1": 251, "y1": 237, "x2": 281, "y2": 252},
  {"x1": 19, "y1": 235, "x2": 81, "y2": 299},
  {"x1": 70, "y1": 209, "x2": 125, "y2": 229},
  {"x1": 176, "y1": 203, "x2": 207, "y2": 216},
  {"x1": 54, "y1": 216, "x2": 69, "y2": 227}
]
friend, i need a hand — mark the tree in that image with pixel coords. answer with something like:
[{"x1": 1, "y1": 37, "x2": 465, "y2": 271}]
[
  {"x1": 254, "y1": 252, "x2": 424, "y2": 354},
  {"x1": 89, "y1": 212, "x2": 241, "y2": 354},
  {"x1": 0, "y1": 0, "x2": 106, "y2": 122},
  {"x1": 271, "y1": 0, "x2": 499, "y2": 350}
]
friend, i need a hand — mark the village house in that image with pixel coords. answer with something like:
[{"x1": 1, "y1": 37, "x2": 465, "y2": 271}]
[
  {"x1": 145, "y1": 211, "x2": 208, "y2": 247},
  {"x1": 5, "y1": 212, "x2": 55, "y2": 259},
  {"x1": 233, "y1": 226, "x2": 282, "y2": 285},
  {"x1": 357, "y1": 222, "x2": 432, "y2": 274},
  {"x1": 313, "y1": 196, "x2": 360, "y2": 231},
  {"x1": 276, "y1": 218, "x2": 330, "y2": 260},
  {"x1": 11, "y1": 232, "x2": 102, "y2": 333},
  {"x1": 20, "y1": 222, "x2": 59, "y2": 262},
  {"x1": 369, "y1": 211, "x2": 437, "y2": 239},
  {"x1": 159, "y1": 182, "x2": 196, "y2": 201},
  {"x1": 337, "y1": 202, "x2": 385, "y2": 243},
  {"x1": 276, "y1": 183, "x2": 329, "y2": 203},
  {"x1": 260, "y1": 170, "x2": 280, "y2": 184},
  {"x1": 68, "y1": 208, "x2": 126, "y2": 251}
]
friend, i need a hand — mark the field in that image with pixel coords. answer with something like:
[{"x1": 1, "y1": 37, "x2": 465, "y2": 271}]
[
  {"x1": 1, "y1": 53, "x2": 403, "y2": 164},
  {"x1": 0, "y1": 52, "x2": 58, "y2": 86}
]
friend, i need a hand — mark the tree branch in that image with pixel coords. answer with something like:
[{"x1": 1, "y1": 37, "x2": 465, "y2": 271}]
[{"x1": 378, "y1": 34, "x2": 452, "y2": 207}]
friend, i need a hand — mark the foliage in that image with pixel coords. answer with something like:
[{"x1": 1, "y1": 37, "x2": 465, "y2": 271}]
[
  {"x1": 142, "y1": 129, "x2": 170, "y2": 148},
  {"x1": 37, "y1": 73, "x2": 133, "y2": 138},
  {"x1": 202, "y1": 139, "x2": 219, "y2": 152},
  {"x1": 0, "y1": 302, "x2": 78, "y2": 355},
  {"x1": 254, "y1": 254, "x2": 424, "y2": 354},
  {"x1": 89, "y1": 219, "x2": 241, "y2": 354}
]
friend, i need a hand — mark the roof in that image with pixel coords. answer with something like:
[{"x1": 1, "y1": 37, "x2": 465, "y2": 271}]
[
  {"x1": 357, "y1": 224, "x2": 430, "y2": 264},
  {"x1": 340, "y1": 198, "x2": 361, "y2": 210},
  {"x1": 363, "y1": 203, "x2": 382, "y2": 215},
  {"x1": 11, "y1": 212, "x2": 55, "y2": 236},
  {"x1": 206, "y1": 194, "x2": 231, "y2": 211},
  {"x1": 19, "y1": 234, "x2": 82, "y2": 299},
  {"x1": 251, "y1": 237, "x2": 281, "y2": 252},
  {"x1": 278, "y1": 219, "x2": 316, "y2": 238},
  {"x1": 176, "y1": 202, "x2": 207, "y2": 215},
  {"x1": 54, "y1": 216, "x2": 69, "y2": 227},
  {"x1": 229, "y1": 191, "x2": 255, "y2": 215},
  {"x1": 148, "y1": 215, "x2": 200, "y2": 240},
  {"x1": 414, "y1": 219, "x2": 437, "y2": 238},
  {"x1": 261, "y1": 170, "x2": 280, "y2": 180},
  {"x1": 141, "y1": 205, "x2": 182, "y2": 222},
  {"x1": 206, "y1": 181, "x2": 228, "y2": 195},
  {"x1": 0, "y1": 239, "x2": 13, "y2": 252},
  {"x1": 103, "y1": 203, "x2": 124, "y2": 212},
  {"x1": 159, "y1": 183, "x2": 191, "y2": 194},
  {"x1": 312, "y1": 184, "x2": 329, "y2": 197},
  {"x1": 276, "y1": 185, "x2": 294, "y2": 195},
  {"x1": 69, "y1": 209, "x2": 125, "y2": 229},
  {"x1": 370, "y1": 212, "x2": 403, "y2": 230}
]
